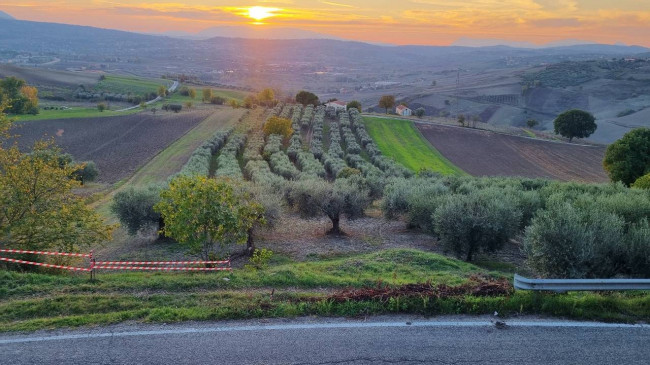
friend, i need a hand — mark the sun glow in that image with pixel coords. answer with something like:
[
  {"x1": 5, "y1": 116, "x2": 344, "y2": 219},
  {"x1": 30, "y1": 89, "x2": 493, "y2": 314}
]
[{"x1": 247, "y1": 6, "x2": 279, "y2": 21}]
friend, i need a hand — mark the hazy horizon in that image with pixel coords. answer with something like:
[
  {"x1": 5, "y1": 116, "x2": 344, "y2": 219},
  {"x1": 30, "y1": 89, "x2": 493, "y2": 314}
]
[{"x1": 2, "y1": 1, "x2": 650, "y2": 47}]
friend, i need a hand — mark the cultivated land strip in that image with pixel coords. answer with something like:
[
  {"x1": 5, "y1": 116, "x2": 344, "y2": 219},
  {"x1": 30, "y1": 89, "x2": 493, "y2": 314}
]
[{"x1": 416, "y1": 122, "x2": 608, "y2": 183}]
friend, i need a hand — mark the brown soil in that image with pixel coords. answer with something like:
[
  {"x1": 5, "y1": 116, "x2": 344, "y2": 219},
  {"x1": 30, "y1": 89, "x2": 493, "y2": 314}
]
[
  {"x1": 13, "y1": 110, "x2": 212, "y2": 183},
  {"x1": 417, "y1": 123, "x2": 609, "y2": 183}
]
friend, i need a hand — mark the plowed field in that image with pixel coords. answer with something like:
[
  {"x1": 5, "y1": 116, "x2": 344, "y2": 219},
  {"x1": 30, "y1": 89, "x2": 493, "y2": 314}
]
[
  {"x1": 13, "y1": 111, "x2": 212, "y2": 183},
  {"x1": 416, "y1": 123, "x2": 609, "y2": 183}
]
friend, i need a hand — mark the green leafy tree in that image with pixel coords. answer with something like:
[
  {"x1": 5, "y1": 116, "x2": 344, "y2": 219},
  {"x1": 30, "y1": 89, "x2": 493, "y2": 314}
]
[
  {"x1": 154, "y1": 176, "x2": 265, "y2": 260},
  {"x1": 228, "y1": 99, "x2": 241, "y2": 109},
  {"x1": 111, "y1": 185, "x2": 163, "y2": 237},
  {"x1": 526, "y1": 119, "x2": 539, "y2": 128},
  {"x1": 243, "y1": 95, "x2": 257, "y2": 109},
  {"x1": 0, "y1": 77, "x2": 39, "y2": 115},
  {"x1": 258, "y1": 88, "x2": 275, "y2": 107},
  {"x1": 201, "y1": 88, "x2": 213, "y2": 103},
  {"x1": 415, "y1": 107, "x2": 425, "y2": 118},
  {"x1": 553, "y1": 109, "x2": 597, "y2": 142},
  {"x1": 378, "y1": 95, "x2": 395, "y2": 114},
  {"x1": 604, "y1": 128, "x2": 650, "y2": 186},
  {"x1": 263, "y1": 116, "x2": 293, "y2": 139},
  {"x1": 97, "y1": 103, "x2": 107, "y2": 112},
  {"x1": 346, "y1": 100, "x2": 362, "y2": 112},
  {"x1": 295, "y1": 91, "x2": 319, "y2": 106},
  {"x1": 157, "y1": 85, "x2": 168, "y2": 97}
]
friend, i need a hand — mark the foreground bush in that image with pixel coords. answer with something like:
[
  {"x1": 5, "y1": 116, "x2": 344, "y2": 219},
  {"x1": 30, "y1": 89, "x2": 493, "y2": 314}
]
[
  {"x1": 111, "y1": 185, "x2": 163, "y2": 237},
  {"x1": 433, "y1": 192, "x2": 521, "y2": 261}
]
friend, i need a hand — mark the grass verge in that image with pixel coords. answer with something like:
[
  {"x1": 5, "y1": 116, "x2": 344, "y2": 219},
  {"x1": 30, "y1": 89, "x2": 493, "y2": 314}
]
[
  {"x1": 363, "y1": 117, "x2": 465, "y2": 175},
  {"x1": 2, "y1": 249, "x2": 649, "y2": 332}
]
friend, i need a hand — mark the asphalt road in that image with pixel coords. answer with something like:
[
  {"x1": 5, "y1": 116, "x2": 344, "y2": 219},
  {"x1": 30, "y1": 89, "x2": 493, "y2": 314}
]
[{"x1": 2, "y1": 316, "x2": 649, "y2": 364}]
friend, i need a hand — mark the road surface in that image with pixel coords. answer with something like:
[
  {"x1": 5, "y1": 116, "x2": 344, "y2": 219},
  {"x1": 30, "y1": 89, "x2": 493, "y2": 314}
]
[{"x1": 2, "y1": 316, "x2": 649, "y2": 364}]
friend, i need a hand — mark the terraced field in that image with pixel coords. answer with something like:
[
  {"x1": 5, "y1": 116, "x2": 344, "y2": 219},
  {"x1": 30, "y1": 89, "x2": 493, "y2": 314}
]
[
  {"x1": 13, "y1": 110, "x2": 213, "y2": 183},
  {"x1": 416, "y1": 122, "x2": 609, "y2": 183}
]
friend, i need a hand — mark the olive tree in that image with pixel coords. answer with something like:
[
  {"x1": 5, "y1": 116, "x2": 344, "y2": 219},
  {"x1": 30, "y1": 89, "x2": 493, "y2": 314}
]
[
  {"x1": 111, "y1": 185, "x2": 163, "y2": 237},
  {"x1": 433, "y1": 192, "x2": 521, "y2": 262},
  {"x1": 291, "y1": 176, "x2": 371, "y2": 235}
]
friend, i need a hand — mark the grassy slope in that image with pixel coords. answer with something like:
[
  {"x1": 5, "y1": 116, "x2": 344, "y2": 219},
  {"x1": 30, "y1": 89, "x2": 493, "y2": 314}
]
[
  {"x1": 363, "y1": 117, "x2": 465, "y2": 175},
  {"x1": 2, "y1": 249, "x2": 649, "y2": 332},
  {"x1": 94, "y1": 75, "x2": 171, "y2": 95},
  {"x1": 127, "y1": 108, "x2": 244, "y2": 187}
]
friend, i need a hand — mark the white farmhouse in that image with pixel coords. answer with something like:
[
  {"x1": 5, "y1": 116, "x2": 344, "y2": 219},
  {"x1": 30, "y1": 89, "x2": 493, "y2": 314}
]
[
  {"x1": 325, "y1": 100, "x2": 347, "y2": 112},
  {"x1": 396, "y1": 105, "x2": 412, "y2": 116}
]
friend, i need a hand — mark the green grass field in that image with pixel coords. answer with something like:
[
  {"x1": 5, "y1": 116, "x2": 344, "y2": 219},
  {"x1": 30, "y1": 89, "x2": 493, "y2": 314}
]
[
  {"x1": 160, "y1": 87, "x2": 248, "y2": 105},
  {"x1": 94, "y1": 75, "x2": 171, "y2": 96},
  {"x1": 363, "y1": 117, "x2": 465, "y2": 175},
  {"x1": 2, "y1": 248, "x2": 649, "y2": 332}
]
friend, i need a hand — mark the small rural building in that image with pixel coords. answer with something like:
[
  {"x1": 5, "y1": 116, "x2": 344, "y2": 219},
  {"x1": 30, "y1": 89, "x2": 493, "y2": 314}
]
[
  {"x1": 325, "y1": 100, "x2": 347, "y2": 111},
  {"x1": 396, "y1": 105, "x2": 412, "y2": 116}
]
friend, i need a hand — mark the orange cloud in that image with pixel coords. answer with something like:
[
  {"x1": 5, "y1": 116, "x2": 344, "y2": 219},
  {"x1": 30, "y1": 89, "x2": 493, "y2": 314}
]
[{"x1": 1, "y1": 1, "x2": 649, "y2": 46}]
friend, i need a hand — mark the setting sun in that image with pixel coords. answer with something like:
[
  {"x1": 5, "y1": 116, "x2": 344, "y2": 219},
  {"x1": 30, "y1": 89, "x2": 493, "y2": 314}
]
[{"x1": 247, "y1": 6, "x2": 278, "y2": 21}]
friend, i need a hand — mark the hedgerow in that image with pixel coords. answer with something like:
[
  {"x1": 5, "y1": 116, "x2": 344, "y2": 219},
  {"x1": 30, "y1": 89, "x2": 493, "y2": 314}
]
[
  {"x1": 177, "y1": 129, "x2": 231, "y2": 177},
  {"x1": 214, "y1": 134, "x2": 246, "y2": 179}
]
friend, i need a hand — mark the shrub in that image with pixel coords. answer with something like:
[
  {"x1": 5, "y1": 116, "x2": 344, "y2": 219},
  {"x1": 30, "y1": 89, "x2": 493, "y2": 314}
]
[
  {"x1": 111, "y1": 185, "x2": 163, "y2": 236},
  {"x1": 524, "y1": 202, "x2": 625, "y2": 278},
  {"x1": 97, "y1": 103, "x2": 107, "y2": 112},
  {"x1": 633, "y1": 173, "x2": 650, "y2": 190},
  {"x1": 246, "y1": 248, "x2": 274, "y2": 270},
  {"x1": 210, "y1": 96, "x2": 226, "y2": 105},
  {"x1": 74, "y1": 161, "x2": 99, "y2": 185},
  {"x1": 433, "y1": 192, "x2": 521, "y2": 261},
  {"x1": 263, "y1": 116, "x2": 293, "y2": 139}
]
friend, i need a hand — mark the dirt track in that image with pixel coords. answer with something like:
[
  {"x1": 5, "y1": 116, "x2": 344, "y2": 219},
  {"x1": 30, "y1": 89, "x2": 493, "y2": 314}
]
[{"x1": 416, "y1": 123, "x2": 609, "y2": 183}]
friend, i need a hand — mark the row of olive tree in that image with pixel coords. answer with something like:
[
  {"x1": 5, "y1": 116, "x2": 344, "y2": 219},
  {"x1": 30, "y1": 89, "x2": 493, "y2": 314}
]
[{"x1": 382, "y1": 175, "x2": 650, "y2": 278}]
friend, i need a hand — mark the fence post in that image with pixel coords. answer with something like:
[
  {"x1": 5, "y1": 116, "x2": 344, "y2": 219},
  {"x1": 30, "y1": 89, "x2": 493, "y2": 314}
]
[{"x1": 89, "y1": 250, "x2": 96, "y2": 281}]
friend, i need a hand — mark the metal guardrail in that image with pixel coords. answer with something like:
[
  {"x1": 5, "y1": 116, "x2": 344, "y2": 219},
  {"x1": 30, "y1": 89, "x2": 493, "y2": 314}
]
[{"x1": 514, "y1": 274, "x2": 650, "y2": 292}]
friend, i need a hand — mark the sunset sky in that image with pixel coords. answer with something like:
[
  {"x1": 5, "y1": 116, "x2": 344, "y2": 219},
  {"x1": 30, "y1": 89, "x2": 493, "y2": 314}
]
[{"x1": 2, "y1": 0, "x2": 650, "y2": 46}]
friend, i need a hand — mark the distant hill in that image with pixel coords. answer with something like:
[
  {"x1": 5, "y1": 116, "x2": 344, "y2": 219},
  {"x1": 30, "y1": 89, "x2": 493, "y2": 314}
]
[
  {"x1": 0, "y1": 10, "x2": 14, "y2": 20},
  {"x1": 452, "y1": 37, "x2": 647, "y2": 52},
  {"x1": 157, "y1": 26, "x2": 341, "y2": 41}
]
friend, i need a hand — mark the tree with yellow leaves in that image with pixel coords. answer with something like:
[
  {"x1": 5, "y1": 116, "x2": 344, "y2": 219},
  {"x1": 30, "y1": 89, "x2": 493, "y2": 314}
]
[{"x1": 0, "y1": 109, "x2": 114, "y2": 252}]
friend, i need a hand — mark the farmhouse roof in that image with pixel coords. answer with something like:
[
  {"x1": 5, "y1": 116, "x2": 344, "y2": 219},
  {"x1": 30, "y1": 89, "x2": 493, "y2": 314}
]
[
  {"x1": 328, "y1": 100, "x2": 347, "y2": 106},
  {"x1": 396, "y1": 105, "x2": 410, "y2": 112}
]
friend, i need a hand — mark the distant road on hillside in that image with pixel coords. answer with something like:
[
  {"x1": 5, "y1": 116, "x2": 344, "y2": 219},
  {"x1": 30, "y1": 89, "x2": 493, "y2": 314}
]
[
  {"x1": 117, "y1": 80, "x2": 179, "y2": 112},
  {"x1": 2, "y1": 316, "x2": 649, "y2": 364}
]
